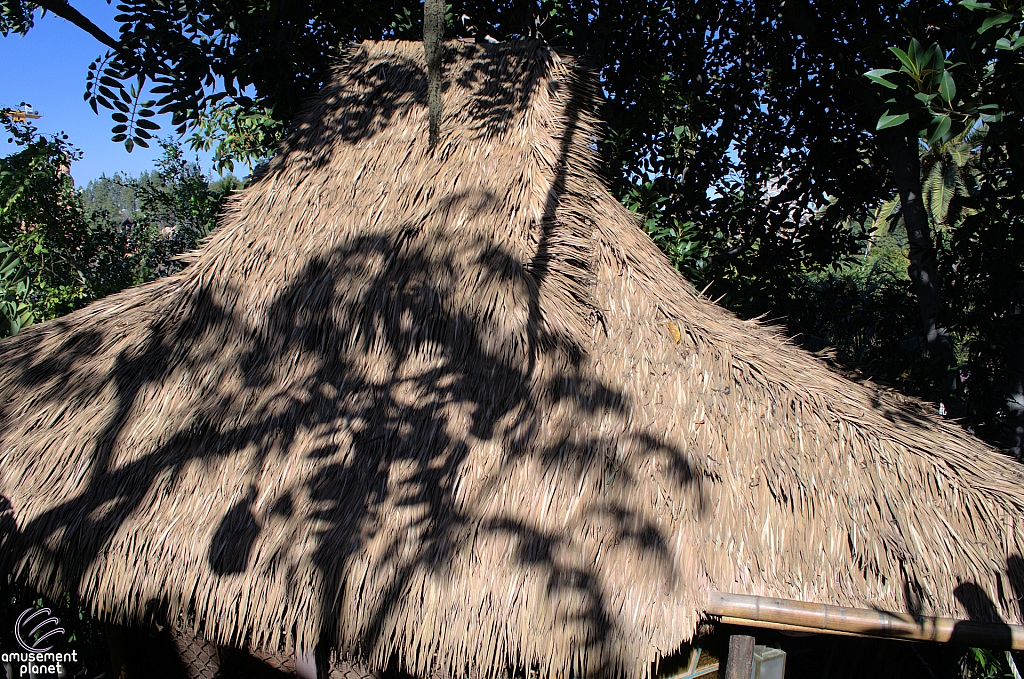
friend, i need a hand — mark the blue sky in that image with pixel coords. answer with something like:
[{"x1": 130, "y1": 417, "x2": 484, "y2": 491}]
[{"x1": 0, "y1": 4, "x2": 216, "y2": 185}]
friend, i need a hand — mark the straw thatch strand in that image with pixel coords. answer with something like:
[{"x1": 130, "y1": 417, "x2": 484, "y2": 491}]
[{"x1": 2, "y1": 40, "x2": 1024, "y2": 679}]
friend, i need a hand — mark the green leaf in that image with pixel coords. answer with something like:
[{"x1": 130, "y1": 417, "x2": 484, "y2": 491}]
[
  {"x1": 927, "y1": 114, "x2": 952, "y2": 143},
  {"x1": 950, "y1": 144, "x2": 970, "y2": 166},
  {"x1": 889, "y1": 46, "x2": 915, "y2": 73},
  {"x1": 923, "y1": 43, "x2": 943, "y2": 71},
  {"x1": 939, "y1": 71, "x2": 956, "y2": 103},
  {"x1": 923, "y1": 159, "x2": 955, "y2": 224},
  {"x1": 877, "y1": 111, "x2": 910, "y2": 130},
  {"x1": 979, "y1": 12, "x2": 1013, "y2": 33},
  {"x1": 907, "y1": 38, "x2": 921, "y2": 67},
  {"x1": 996, "y1": 35, "x2": 1024, "y2": 50},
  {"x1": 865, "y1": 68, "x2": 899, "y2": 88}
]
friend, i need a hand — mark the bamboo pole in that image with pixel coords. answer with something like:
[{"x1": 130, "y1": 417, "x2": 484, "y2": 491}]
[{"x1": 706, "y1": 592, "x2": 1024, "y2": 650}]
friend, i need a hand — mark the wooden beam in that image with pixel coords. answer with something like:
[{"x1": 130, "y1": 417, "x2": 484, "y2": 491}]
[{"x1": 707, "y1": 591, "x2": 1024, "y2": 650}]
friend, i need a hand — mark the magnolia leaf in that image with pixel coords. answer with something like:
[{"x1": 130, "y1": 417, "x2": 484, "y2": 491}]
[
  {"x1": 979, "y1": 12, "x2": 1013, "y2": 33},
  {"x1": 877, "y1": 111, "x2": 910, "y2": 130},
  {"x1": 889, "y1": 46, "x2": 916, "y2": 73},
  {"x1": 923, "y1": 43, "x2": 943, "y2": 71},
  {"x1": 996, "y1": 35, "x2": 1024, "y2": 51},
  {"x1": 865, "y1": 69, "x2": 899, "y2": 88},
  {"x1": 939, "y1": 71, "x2": 957, "y2": 103},
  {"x1": 927, "y1": 114, "x2": 952, "y2": 143},
  {"x1": 908, "y1": 38, "x2": 922, "y2": 66}
]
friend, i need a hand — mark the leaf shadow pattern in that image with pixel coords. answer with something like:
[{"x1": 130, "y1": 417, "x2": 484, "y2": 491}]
[
  {"x1": 0, "y1": 223, "x2": 700, "y2": 675},
  {"x1": 275, "y1": 39, "x2": 552, "y2": 178},
  {"x1": 0, "y1": 45, "x2": 703, "y2": 679}
]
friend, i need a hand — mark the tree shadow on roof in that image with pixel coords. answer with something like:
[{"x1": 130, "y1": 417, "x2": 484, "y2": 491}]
[{"x1": 0, "y1": 48, "x2": 701, "y2": 677}]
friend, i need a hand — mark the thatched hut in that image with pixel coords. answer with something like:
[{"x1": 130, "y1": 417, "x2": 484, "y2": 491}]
[{"x1": 2, "y1": 40, "x2": 1024, "y2": 679}]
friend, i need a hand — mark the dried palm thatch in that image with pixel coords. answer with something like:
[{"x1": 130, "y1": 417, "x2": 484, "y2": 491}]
[{"x1": 2, "y1": 39, "x2": 1024, "y2": 679}]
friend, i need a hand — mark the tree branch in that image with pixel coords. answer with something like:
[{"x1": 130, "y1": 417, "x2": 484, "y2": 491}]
[
  {"x1": 424, "y1": 0, "x2": 444, "y2": 149},
  {"x1": 34, "y1": 0, "x2": 119, "y2": 51}
]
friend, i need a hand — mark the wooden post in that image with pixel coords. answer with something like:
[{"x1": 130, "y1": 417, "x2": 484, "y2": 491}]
[
  {"x1": 724, "y1": 634, "x2": 755, "y2": 679},
  {"x1": 104, "y1": 622, "x2": 130, "y2": 679}
]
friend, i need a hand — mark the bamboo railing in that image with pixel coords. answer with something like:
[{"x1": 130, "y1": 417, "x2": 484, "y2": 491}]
[{"x1": 706, "y1": 592, "x2": 1024, "y2": 650}]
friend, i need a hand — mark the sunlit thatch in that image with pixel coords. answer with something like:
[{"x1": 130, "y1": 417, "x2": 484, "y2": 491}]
[{"x1": 2, "y1": 40, "x2": 1023, "y2": 679}]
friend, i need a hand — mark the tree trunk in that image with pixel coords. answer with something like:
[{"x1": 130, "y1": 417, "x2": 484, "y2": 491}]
[
  {"x1": 1007, "y1": 281, "x2": 1024, "y2": 458},
  {"x1": 424, "y1": 0, "x2": 444, "y2": 150},
  {"x1": 782, "y1": 1, "x2": 958, "y2": 399},
  {"x1": 878, "y1": 125, "x2": 957, "y2": 386}
]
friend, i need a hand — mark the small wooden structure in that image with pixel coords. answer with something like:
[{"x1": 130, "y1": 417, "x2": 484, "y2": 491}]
[
  {"x1": 1, "y1": 104, "x2": 41, "y2": 122},
  {"x1": 1, "y1": 40, "x2": 1024, "y2": 678}
]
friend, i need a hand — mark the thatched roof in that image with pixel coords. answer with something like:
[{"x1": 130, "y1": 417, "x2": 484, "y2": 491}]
[{"x1": 2, "y1": 39, "x2": 1024, "y2": 679}]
